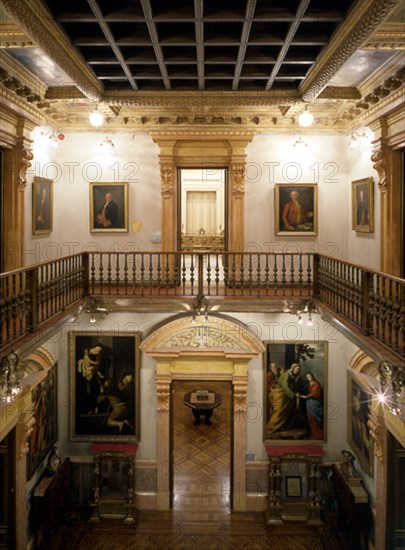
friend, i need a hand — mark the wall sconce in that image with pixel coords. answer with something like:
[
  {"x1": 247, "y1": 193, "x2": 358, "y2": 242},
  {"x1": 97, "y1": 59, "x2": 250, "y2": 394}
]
[
  {"x1": 40, "y1": 130, "x2": 59, "y2": 148},
  {"x1": 293, "y1": 136, "x2": 308, "y2": 148},
  {"x1": 89, "y1": 105, "x2": 104, "y2": 127},
  {"x1": 84, "y1": 297, "x2": 109, "y2": 323},
  {"x1": 0, "y1": 351, "x2": 22, "y2": 404},
  {"x1": 348, "y1": 131, "x2": 367, "y2": 149},
  {"x1": 99, "y1": 137, "x2": 115, "y2": 153},
  {"x1": 190, "y1": 294, "x2": 209, "y2": 323},
  {"x1": 377, "y1": 361, "x2": 404, "y2": 416},
  {"x1": 298, "y1": 107, "x2": 314, "y2": 127}
]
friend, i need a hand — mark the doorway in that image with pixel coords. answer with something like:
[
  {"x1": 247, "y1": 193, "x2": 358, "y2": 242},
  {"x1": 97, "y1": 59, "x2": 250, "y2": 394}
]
[
  {"x1": 0, "y1": 430, "x2": 16, "y2": 548},
  {"x1": 178, "y1": 168, "x2": 227, "y2": 253},
  {"x1": 171, "y1": 380, "x2": 232, "y2": 513}
]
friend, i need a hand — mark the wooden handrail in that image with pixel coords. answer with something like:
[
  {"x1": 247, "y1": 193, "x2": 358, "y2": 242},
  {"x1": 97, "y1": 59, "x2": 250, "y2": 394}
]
[{"x1": 0, "y1": 251, "x2": 403, "y2": 358}]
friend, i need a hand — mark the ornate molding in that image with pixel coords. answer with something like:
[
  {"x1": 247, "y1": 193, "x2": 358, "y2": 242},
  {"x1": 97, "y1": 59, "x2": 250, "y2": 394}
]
[
  {"x1": 160, "y1": 164, "x2": 174, "y2": 196},
  {"x1": 0, "y1": 0, "x2": 102, "y2": 101},
  {"x1": 233, "y1": 379, "x2": 248, "y2": 413},
  {"x1": 14, "y1": 138, "x2": 33, "y2": 189},
  {"x1": 230, "y1": 162, "x2": 245, "y2": 195},
  {"x1": 18, "y1": 410, "x2": 35, "y2": 459},
  {"x1": 0, "y1": 22, "x2": 34, "y2": 48},
  {"x1": 367, "y1": 407, "x2": 385, "y2": 463},
  {"x1": 301, "y1": 0, "x2": 401, "y2": 102},
  {"x1": 155, "y1": 378, "x2": 171, "y2": 412},
  {"x1": 371, "y1": 147, "x2": 388, "y2": 189}
]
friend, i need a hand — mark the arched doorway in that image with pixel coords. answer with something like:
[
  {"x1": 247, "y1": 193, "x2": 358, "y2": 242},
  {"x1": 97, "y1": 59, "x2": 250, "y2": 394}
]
[{"x1": 140, "y1": 313, "x2": 264, "y2": 512}]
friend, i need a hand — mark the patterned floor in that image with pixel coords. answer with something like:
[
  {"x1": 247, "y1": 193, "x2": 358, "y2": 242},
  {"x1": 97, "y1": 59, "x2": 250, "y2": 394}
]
[
  {"x1": 59, "y1": 512, "x2": 345, "y2": 550},
  {"x1": 172, "y1": 380, "x2": 232, "y2": 512}
]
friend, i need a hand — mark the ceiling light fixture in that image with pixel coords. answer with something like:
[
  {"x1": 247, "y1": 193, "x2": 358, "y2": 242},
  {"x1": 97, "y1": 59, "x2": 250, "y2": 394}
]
[
  {"x1": 0, "y1": 352, "x2": 22, "y2": 404},
  {"x1": 83, "y1": 297, "x2": 109, "y2": 323},
  {"x1": 298, "y1": 107, "x2": 314, "y2": 128},
  {"x1": 89, "y1": 105, "x2": 104, "y2": 127}
]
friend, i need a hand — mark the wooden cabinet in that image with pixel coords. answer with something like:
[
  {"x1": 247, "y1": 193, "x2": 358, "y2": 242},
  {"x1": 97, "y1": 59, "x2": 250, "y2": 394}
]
[
  {"x1": 31, "y1": 458, "x2": 71, "y2": 548},
  {"x1": 331, "y1": 464, "x2": 371, "y2": 549}
]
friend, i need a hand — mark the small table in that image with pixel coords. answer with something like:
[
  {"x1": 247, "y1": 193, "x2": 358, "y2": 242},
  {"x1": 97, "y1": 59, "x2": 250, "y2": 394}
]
[{"x1": 184, "y1": 390, "x2": 222, "y2": 425}]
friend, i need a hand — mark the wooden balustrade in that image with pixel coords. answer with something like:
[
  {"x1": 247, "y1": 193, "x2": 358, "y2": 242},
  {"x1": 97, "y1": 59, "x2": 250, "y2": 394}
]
[{"x1": 0, "y1": 252, "x2": 404, "y2": 358}]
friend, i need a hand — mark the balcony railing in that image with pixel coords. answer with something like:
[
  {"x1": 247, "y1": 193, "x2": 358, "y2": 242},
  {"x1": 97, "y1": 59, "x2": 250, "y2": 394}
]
[{"x1": 0, "y1": 252, "x2": 404, "y2": 358}]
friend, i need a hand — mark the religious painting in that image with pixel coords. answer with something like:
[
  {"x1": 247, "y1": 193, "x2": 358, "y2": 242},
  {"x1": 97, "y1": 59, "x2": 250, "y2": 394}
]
[
  {"x1": 32, "y1": 176, "x2": 53, "y2": 234},
  {"x1": 27, "y1": 364, "x2": 57, "y2": 479},
  {"x1": 352, "y1": 177, "x2": 374, "y2": 233},
  {"x1": 264, "y1": 341, "x2": 327, "y2": 442},
  {"x1": 274, "y1": 184, "x2": 318, "y2": 236},
  {"x1": 90, "y1": 182, "x2": 128, "y2": 233},
  {"x1": 69, "y1": 332, "x2": 140, "y2": 441},
  {"x1": 286, "y1": 476, "x2": 302, "y2": 498},
  {"x1": 348, "y1": 373, "x2": 374, "y2": 477}
]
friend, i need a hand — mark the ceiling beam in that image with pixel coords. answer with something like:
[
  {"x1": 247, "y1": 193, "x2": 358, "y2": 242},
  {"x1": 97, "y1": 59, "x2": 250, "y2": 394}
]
[
  {"x1": 194, "y1": 0, "x2": 204, "y2": 90},
  {"x1": 140, "y1": 0, "x2": 171, "y2": 90},
  {"x1": 265, "y1": 0, "x2": 311, "y2": 91},
  {"x1": 232, "y1": 0, "x2": 257, "y2": 90},
  {"x1": 87, "y1": 0, "x2": 138, "y2": 91}
]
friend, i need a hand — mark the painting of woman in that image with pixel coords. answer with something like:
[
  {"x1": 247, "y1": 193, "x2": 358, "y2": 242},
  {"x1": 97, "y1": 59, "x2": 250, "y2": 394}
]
[{"x1": 300, "y1": 372, "x2": 323, "y2": 439}]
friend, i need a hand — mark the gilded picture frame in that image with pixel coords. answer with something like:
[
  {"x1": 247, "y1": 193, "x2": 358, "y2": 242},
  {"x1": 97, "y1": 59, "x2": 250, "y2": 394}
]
[
  {"x1": 264, "y1": 341, "x2": 327, "y2": 443},
  {"x1": 69, "y1": 332, "x2": 141, "y2": 442},
  {"x1": 347, "y1": 373, "x2": 374, "y2": 477},
  {"x1": 352, "y1": 177, "x2": 374, "y2": 233},
  {"x1": 274, "y1": 183, "x2": 318, "y2": 236},
  {"x1": 32, "y1": 176, "x2": 53, "y2": 235},
  {"x1": 90, "y1": 182, "x2": 128, "y2": 233},
  {"x1": 27, "y1": 363, "x2": 57, "y2": 479}
]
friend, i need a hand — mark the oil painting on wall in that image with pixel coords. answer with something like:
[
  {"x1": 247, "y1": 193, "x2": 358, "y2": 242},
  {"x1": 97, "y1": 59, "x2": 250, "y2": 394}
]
[
  {"x1": 264, "y1": 341, "x2": 327, "y2": 442},
  {"x1": 32, "y1": 176, "x2": 53, "y2": 235},
  {"x1": 274, "y1": 183, "x2": 318, "y2": 235},
  {"x1": 348, "y1": 373, "x2": 374, "y2": 476},
  {"x1": 69, "y1": 332, "x2": 140, "y2": 441},
  {"x1": 27, "y1": 364, "x2": 57, "y2": 479}
]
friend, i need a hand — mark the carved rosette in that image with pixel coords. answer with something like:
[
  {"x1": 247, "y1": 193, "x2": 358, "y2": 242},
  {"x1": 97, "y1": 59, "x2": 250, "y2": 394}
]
[
  {"x1": 156, "y1": 378, "x2": 171, "y2": 411},
  {"x1": 160, "y1": 164, "x2": 174, "y2": 196},
  {"x1": 371, "y1": 147, "x2": 387, "y2": 189},
  {"x1": 230, "y1": 162, "x2": 245, "y2": 196},
  {"x1": 367, "y1": 408, "x2": 385, "y2": 463},
  {"x1": 18, "y1": 410, "x2": 35, "y2": 459}
]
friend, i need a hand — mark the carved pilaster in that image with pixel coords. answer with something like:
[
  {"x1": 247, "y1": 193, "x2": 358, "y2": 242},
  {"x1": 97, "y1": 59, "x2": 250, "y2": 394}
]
[
  {"x1": 233, "y1": 378, "x2": 248, "y2": 413},
  {"x1": 160, "y1": 163, "x2": 175, "y2": 197},
  {"x1": 155, "y1": 377, "x2": 171, "y2": 411},
  {"x1": 368, "y1": 407, "x2": 385, "y2": 463},
  {"x1": 18, "y1": 410, "x2": 35, "y2": 459},
  {"x1": 15, "y1": 136, "x2": 33, "y2": 189},
  {"x1": 371, "y1": 146, "x2": 387, "y2": 189},
  {"x1": 230, "y1": 161, "x2": 245, "y2": 196}
]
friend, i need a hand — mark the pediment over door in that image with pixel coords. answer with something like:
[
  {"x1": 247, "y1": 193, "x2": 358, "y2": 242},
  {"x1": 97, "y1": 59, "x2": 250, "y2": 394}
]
[{"x1": 141, "y1": 314, "x2": 264, "y2": 359}]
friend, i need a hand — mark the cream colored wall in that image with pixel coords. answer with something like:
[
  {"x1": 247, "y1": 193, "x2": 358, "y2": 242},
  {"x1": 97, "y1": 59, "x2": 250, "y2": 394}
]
[
  {"x1": 24, "y1": 128, "x2": 380, "y2": 271},
  {"x1": 24, "y1": 129, "x2": 161, "y2": 265},
  {"x1": 40, "y1": 310, "x2": 349, "y2": 464}
]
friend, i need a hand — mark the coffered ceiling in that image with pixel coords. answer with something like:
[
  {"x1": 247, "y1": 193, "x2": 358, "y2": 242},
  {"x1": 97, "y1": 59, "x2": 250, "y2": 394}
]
[{"x1": 0, "y1": 0, "x2": 404, "y2": 131}]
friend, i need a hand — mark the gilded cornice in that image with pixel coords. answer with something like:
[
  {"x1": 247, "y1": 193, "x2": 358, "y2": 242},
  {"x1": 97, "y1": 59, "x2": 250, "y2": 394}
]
[
  {"x1": 363, "y1": 23, "x2": 405, "y2": 50},
  {"x1": 0, "y1": 22, "x2": 34, "y2": 48},
  {"x1": 300, "y1": 0, "x2": 402, "y2": 102},
  {"x1": 0, "y1": 50, "x2": 47, "y2": 98},
  {"x1": 0, "y1": 0, "x2": 103, "y2": 101}
]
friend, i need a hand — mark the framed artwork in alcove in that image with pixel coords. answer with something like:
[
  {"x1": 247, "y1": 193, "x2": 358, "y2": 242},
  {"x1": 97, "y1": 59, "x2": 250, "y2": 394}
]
[
  {"x1": 32, "y1": 176, "x2": 53, "y2": 235},
  {"x1": 347, "y1": 373, "x2": 374, "y2": 477},
  {"x1": 264, "y1": 341, "x2": 327, "y2": 443},
  {"x1": 27, "y1": 363, "x2": 57, "y2": 479},
  {"x1": 69, "y1": 332, "x2": 140, "y2": 442},
  {"x1": 89, "y1": 182, "x2": 128, "y2": 232},
  {"x1": 274, "y1": 183, "x2": 318, "y2": 235},
  {"x1": 352, "y1": 177, "x2": 374, "y2": 233}
]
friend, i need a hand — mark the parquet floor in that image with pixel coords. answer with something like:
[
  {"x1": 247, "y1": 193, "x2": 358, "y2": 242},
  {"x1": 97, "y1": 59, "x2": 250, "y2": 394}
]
[
  {"x1": 172, "y1": 380, "x2": 231, "y2": 512},
  {"x1": 56, "y1": 381, "x2": 347, "y2": 549}
]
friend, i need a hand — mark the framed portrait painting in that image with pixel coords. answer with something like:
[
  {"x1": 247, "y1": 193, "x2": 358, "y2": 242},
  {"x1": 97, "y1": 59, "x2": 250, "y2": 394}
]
[
  {"x1": 264, "y1": 341, "x2": 327, "y2": 442},
  {"x1": 352, "y1": 177, "x2": 374, "y2": 233},
  {"x1": 32, "y1": 176, "x2": 53, "y2": 234},
  {"x1": 275, "y1": 183, "x2": 318, "y2": 236},
  {"x1": 90, "y1": 182, "x2": 128, "y2": 233},
  {"x1": 27, "y1": 364, "x2": 57, "y2": 479},
  {"x1": 348, "y1": 373, "x2": 374, "y2": 476},
  {"x1": 69, "y1": 332, "x2": 141, "y2": 442}
]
